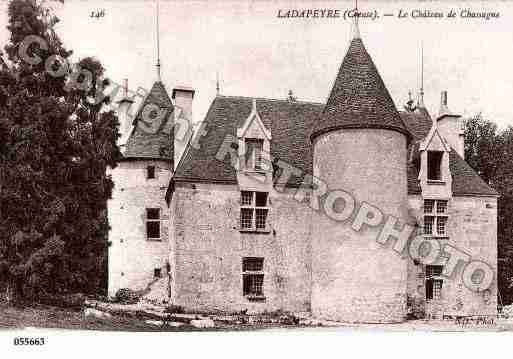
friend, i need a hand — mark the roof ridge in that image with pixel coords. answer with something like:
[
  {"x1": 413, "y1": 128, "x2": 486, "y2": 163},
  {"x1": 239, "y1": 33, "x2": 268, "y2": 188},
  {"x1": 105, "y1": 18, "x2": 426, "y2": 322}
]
[{"x1": 216, "y1": 94, "x2": 325, "y2": 106}]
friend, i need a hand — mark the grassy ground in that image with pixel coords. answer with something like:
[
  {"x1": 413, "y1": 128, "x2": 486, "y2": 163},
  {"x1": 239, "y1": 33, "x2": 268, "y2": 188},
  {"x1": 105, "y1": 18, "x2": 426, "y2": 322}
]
[
  {"x1": 0, "y1": 304, "x2": 191, "y2": 331},
  {"x1": 0, "y1": 304, "x2": 294, "y2": 331},
  {"x1": 1, "y1": 304, "x2": 512, "y2": 332}
]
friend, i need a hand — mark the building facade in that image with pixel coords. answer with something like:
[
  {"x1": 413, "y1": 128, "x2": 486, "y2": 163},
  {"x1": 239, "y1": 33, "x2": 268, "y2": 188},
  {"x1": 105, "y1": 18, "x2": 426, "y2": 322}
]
[{"x1": 107, "y1": 27, "x2": 498, "y2": 323}]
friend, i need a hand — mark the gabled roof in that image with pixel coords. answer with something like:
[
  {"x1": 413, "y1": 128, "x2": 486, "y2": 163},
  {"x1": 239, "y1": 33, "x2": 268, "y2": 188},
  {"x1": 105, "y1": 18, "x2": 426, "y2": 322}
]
[
  {"x1": 402, "y1": 108, "x2": 498, "y2": 197},
  {"x1": 172, "y1": 95, "x2": 497, "y2": 197},
  {"x1": 123, "y1": 81, "x2": 174, "y2": 161},
  {"x1": 311, "y1": 38, "x2": 410, "y2": 141},
  {"x1": 237, "y1": 99, "x2": 272, "y2": 140},
  {"x1": 173, "y1": 96, "x2": 323, "y2": 186}
]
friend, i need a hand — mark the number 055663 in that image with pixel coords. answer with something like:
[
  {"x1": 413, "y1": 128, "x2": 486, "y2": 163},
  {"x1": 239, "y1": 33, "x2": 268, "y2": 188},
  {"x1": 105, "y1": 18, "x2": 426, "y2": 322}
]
[{"x1": 13, "y1": 337, "x2": 45, "y2": 346}]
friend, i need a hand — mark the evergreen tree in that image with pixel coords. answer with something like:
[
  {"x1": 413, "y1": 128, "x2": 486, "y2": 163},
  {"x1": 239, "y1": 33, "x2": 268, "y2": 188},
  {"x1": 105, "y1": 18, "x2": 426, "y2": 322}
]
[{"x1": 0, "y1": 0, "x2": 120, "y2": 303}]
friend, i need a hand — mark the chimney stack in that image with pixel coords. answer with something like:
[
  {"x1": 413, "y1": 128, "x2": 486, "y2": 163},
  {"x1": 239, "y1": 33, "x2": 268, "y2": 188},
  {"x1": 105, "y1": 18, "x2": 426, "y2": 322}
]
[
  {"x1": 439, "y1": 90, "x2": 451, "y2": 117},
  {"x1": 436, "y1": 90, "x2": 465, "y2": 159}
]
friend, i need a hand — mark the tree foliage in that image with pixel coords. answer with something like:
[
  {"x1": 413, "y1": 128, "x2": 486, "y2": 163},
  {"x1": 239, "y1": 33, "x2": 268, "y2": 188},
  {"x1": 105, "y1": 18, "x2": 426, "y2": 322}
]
[
  {"x1": 465, "y1": 114, "x2": 513, "y2": 305},
  {"x1": 0, "y1": 0, "x2": 120, "y2": 303}
]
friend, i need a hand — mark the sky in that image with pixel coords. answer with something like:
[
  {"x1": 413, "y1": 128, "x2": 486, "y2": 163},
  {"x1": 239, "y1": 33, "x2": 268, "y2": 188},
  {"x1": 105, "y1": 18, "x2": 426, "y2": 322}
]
[{"x1": 1, "y1": 0, "x2": 512, "y2": 129}]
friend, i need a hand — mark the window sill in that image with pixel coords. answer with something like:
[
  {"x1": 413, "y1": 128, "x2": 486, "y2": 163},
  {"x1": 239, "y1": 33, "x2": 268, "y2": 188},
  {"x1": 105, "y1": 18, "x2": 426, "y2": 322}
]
[
  {"x1": 427, "y1": 180, "x2": 446, "y2": 185},
  {"x1": 425, "y1": 298, "x2": 443, "y2": 303},
  {"x1": 239, "y1": 228, "x2": 271, "y2": 234},
  {"x1": 245, "y1": 295, "x2": 266, "y2": 302},
  {"x1": 423, "y1": 236, "x2": 449, "y2": 240},
  {"x1": 243, "y1": 169, "x2": 268, "y2": 175},
  {"x1": 147, "y1": 238, "x2": 163, "y2": 242}
]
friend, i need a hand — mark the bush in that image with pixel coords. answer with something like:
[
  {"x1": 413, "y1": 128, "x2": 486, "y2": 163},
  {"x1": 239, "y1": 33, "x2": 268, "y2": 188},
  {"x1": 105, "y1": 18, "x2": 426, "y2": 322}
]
[
  {"x1": 38, "y1": 293, "x2": 86, "y2": 309},
  {"x1": 114, "y1": 288, "x2": 141, "y2": 304},
  {"x1": 165, "y1": 304, "x2": 185, "y2": 314}
]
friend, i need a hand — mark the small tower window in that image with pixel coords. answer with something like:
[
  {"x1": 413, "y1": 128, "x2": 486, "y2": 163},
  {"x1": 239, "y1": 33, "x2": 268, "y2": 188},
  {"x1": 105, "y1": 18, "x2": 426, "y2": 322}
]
[
  {"x1": 427, "y1": 151, "x2": 443, "y2": 181},
  {"x1": 147, "y1": 165, "x2": 156, "y2": 179},
  {"x1": 154, "y1": 268, "x2": 162, "y2": 278},
  {"x1": 146, "y1": 208, "x2": 161, "y2": 240}
]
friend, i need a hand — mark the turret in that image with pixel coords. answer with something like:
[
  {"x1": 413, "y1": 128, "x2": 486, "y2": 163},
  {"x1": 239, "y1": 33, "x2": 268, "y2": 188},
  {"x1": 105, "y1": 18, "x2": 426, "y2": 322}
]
[{"x1": 310, "y1": 20, "x2": 411, "y2": 323}]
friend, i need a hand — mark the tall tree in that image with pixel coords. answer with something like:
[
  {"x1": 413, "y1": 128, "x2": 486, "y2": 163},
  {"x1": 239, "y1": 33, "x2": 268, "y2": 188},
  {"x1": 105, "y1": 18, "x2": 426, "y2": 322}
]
[
  {"x1": 0, "y1": 0, "x2": 120, "y2": 303},
  {"x1": 464, "y1": 114, "x2": 513, "y2": 305}
]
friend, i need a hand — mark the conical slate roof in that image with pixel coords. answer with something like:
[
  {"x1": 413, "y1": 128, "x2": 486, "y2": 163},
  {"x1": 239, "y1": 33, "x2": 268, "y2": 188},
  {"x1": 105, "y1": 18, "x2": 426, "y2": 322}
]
[
  {"x1": 311, "y1": 37, "x2": 410, "y2": 141},
  {"x1": 124, "y1": 81, "x2": 174, "y2": 160}
]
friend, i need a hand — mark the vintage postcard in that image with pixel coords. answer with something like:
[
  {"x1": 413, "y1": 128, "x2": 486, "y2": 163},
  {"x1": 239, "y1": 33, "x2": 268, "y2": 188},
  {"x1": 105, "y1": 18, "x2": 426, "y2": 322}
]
[{"x1": 0, "y1": 0, "x2": 512, "y2": 357}]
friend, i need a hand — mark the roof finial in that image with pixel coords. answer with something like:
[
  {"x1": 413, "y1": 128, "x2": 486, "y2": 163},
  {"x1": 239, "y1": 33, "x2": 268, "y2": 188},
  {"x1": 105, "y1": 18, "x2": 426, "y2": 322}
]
[
  {"x1": 404, "y1": 90, "x2": 417, "y2": 112},
  {"x1": 155, "y1": 0, "x2": 161, "y2": 82},
  {"x1": 288, "y1": 90, "x2": 297, "y2": 102},
  {"x1": 352, "y1": 0, "x2": 361, "y2": 39},
  {"x1": 418, "y1": 41, "x2": 425, "y2": 108},
  {"x1": 216, "y1": 71, "x2": 220, "y2": 96}
]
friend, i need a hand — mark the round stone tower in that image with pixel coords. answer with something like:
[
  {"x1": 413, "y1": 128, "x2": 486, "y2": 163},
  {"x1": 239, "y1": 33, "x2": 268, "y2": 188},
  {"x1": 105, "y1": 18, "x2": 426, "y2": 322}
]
[{"x1": 310, "y1": 25, "x2": 411, "y2": 323}]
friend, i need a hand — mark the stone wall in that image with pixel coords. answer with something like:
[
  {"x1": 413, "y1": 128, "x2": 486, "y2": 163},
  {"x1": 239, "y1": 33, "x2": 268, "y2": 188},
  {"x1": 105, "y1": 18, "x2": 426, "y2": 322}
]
[
  {"x1": 107, "y1": 160, "x2": 172, "y2": 297},
  {"x1": 406, "y1": 195, "x2": 498, "y2": 318},
  {"x1": 169, "y1": 183, "x2": 313, "y2": 313},
  {"x1": 311, "y1": 128, "x2": 409, "y2": 323}
]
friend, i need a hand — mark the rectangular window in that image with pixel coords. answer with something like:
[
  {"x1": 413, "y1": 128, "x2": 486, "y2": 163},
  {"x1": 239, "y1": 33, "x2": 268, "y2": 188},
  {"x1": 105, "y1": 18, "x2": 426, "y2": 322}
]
[
  {"x1": 426, "y1": 265, "x2": 443, "y2": 278},
  {"x1": 245, "y1": 139, "x2": 264, "y2": 171},
  {"x1": 424, "y1": 216, "x2": 434, "y2": 235},
  {"x1": 242, "y1": 257, "x2": 264, "y2": 272},
  {"x1": 147, "y1": 165, "x2": 156, "y2": 179},
  {"x1": 154, "y1": 268, "x2": 162, "y2": 278},
  {"x1": 437, "y1": 216, "x2": 448, "y2": 236},
  {"x1": 240, "y1": 208, "x2": 253, "y2": 230},
  {"x1": 240, "y1": 191, "x2": 269, "y2": 231},
  {"x1": 255, "y1": 209, "x2": 268, "y2": 230},
  {"x1": 426, "y1": 279, "x2": 443, "y2": 300},
  {"x1": 424, "y1": 199, "x2": 435, "y2": 214},
  {"x1": 255, "y1": 192, "x2": 268, "y2": 207},
  {"x1": 242, "y1": 257, "x2": 264, "y2": 299},
  {"x1": 241, "y1": 191, "x2": 253, "y2": 206},
  {"x1": 423, "y1": 200, "x2": 449, "y2": 238},
  {"x1": 427, "y1": 151, "x2": 443, "y2": 181},
  {"x1": 436, "y1": 201, "x2": 447, "y2": 214},
  {"x1": 146, "y1": 208, "x2": 161, "y2": 240},
  {"x1": 425, "y1": 265, "x2": 443, "y2": 301}
]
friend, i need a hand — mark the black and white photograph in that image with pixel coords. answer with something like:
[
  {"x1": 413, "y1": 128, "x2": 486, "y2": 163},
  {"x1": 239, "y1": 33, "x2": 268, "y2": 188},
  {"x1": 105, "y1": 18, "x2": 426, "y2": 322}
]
[{"x1": 0, "y1": 0, "x2": 512, "y2": 357}]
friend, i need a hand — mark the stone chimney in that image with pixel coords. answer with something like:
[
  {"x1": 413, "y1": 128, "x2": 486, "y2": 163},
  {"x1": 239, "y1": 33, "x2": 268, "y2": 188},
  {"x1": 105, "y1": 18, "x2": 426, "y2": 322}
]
[
  {"x1": 116, "y1": 78, "x2": 134, "y2": 150},
  {"x1": 172, "y1": 86, "x2": 195, "y2": 168},
  {"x1": 436, "y1": 90, "x2": 465, "y2": 159}
]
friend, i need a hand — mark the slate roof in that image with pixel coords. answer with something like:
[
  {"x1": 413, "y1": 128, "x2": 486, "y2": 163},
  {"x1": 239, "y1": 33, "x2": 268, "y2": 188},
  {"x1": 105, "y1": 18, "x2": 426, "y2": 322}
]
[
  {"x1": 311, "y1": 38, "x2": 410, "y2": 141},
  {"x1": 174, "y1": 96, "x2": 323, "y2": 187},
  {"x1": 123, "y1": 81, "x2": 174, "y2": 161},
  {"x1": 173, "y1": 95, "x2": 497, "y2": 197}
]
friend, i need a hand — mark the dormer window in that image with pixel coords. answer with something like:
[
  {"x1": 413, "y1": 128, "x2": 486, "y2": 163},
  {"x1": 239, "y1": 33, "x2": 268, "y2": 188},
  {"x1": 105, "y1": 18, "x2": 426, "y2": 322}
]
[
  {"x1": 237, "y1": 99, "x2": 271, "y2": 174},
  {"x1": 245, "y1": 138, "x2": 264, "y2": 171},
  {"x1": 427, "y1": 151, "x2": 443, "y2": 181}
]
